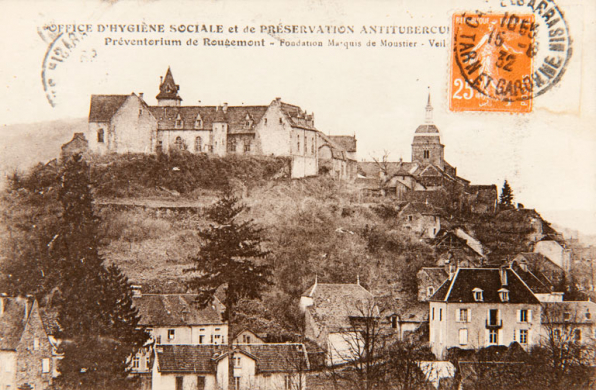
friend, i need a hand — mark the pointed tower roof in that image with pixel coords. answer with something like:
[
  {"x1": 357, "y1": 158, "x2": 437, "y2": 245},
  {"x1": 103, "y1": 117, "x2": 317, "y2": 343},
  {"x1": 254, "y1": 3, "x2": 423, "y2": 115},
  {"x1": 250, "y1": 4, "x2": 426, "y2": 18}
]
[
  {"x1": 413, "y1": 88, "x2": 441, "y2": 142},
  {"x1": 156, "y1": 67, "x2": 182, "y2": 101}
]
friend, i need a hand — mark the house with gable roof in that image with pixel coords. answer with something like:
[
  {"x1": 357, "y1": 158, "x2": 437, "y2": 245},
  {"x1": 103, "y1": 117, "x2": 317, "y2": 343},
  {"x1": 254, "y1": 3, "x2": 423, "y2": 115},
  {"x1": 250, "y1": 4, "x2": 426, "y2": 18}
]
[
  {"x1": 299, "y1": 278, "x2": 378, "y2": 365},
  {"x1": 130, "y1": 288, "x2": 227, "y2": 382},
  {"x1": 151, "y1": 343, "x2": 309, "y2": 390},
  {"x1": 429, "y1": 267, "x2": 541, "y2": 359},
  {"x1": 399, "y1": 201, "x2": 441, "y2": 238},
  {"x1": 0, "y1": 296, "x2": 54, "y2": 390},
  {"x1": 84, "y1": 67, "x2": 357, "y2": 180}
]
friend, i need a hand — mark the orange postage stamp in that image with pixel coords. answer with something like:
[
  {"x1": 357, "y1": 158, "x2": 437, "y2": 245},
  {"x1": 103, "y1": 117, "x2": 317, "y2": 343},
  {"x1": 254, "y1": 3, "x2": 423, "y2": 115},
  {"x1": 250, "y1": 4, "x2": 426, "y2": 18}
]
[{"x1": 450, "y1": 13, "x2": 535, "y2": 113}]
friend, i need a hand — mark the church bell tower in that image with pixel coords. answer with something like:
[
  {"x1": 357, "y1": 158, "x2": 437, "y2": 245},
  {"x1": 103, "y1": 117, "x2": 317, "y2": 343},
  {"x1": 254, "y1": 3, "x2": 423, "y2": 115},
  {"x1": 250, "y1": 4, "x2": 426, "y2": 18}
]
[{"x1": 411, "y1": 89, "x2": 444, "y2": 169}]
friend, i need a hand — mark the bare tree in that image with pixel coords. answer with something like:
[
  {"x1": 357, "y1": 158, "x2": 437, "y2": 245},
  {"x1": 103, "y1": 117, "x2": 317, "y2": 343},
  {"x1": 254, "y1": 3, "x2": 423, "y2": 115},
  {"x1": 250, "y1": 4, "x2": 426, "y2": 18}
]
[
  {"x1": 323, "y1": 299, "x2": 435, "y2": 390},
  {"x1": 530, "y1": 303, "x2": 596, "y2": 390}
]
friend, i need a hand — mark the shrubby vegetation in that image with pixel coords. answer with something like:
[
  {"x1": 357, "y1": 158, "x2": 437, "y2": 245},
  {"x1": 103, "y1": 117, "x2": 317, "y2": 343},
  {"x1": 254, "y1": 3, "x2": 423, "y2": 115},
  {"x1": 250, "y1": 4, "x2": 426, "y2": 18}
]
[{"x1": 89, "y1": 151, "x2": 291, "y2": 198}]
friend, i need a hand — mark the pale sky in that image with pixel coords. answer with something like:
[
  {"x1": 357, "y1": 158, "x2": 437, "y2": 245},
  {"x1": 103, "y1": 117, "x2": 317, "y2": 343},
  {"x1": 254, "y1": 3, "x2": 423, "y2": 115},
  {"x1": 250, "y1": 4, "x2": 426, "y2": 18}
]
[{"x1": 1, "y1": 0, "x2": 595, "y2": 234}]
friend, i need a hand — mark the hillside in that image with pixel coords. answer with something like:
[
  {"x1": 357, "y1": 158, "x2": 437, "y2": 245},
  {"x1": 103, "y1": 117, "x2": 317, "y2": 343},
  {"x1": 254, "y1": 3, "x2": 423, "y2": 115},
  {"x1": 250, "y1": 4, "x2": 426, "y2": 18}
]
[
  {"x1": 0, "y1": 118, "x2": 87, "y2": 185},
  {"x1": 0, "y1": 153, "x2": 565, "y2": 340}
]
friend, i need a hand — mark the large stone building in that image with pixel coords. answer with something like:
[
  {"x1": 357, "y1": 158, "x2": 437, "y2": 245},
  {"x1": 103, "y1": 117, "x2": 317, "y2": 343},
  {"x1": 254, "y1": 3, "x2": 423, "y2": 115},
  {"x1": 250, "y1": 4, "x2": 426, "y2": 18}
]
[
  {"x1": 357, "y1": 95, "x2": 497, "y2": 212},
  {"x1": 85, "y1": 67, "x2": 357, "y2": 180},
  {"x1": 0, "y1": 296, "x2": 55, "y2": 390}
]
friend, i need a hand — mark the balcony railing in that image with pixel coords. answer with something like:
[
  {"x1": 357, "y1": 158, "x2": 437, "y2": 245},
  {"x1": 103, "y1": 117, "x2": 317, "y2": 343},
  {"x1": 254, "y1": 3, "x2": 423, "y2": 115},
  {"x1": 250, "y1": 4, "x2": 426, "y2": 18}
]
[{"x1": 485, "y1": 319, "x2": 503, "y2": 329}]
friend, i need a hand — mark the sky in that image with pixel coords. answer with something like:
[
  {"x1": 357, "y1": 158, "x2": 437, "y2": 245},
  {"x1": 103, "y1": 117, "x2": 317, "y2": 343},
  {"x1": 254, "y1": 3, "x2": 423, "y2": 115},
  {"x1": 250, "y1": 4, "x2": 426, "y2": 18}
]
[{"x1": 1, "y1": 0, "x2": 595, "y2": 234}]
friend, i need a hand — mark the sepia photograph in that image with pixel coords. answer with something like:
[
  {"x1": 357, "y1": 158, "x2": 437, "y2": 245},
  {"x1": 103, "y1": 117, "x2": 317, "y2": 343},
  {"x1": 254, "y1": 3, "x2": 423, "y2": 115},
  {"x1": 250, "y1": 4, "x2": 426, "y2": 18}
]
[{"x1": 0, "y1": 0, "x2": 595, "y2": 389}]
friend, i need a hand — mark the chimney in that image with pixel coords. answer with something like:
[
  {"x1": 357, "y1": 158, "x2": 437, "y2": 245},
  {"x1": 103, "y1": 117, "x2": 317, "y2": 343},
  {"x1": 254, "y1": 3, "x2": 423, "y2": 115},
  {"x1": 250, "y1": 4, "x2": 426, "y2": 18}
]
[
  {"x1": 160, "y1": 76, "x2": 163, "y2": 85},
  {"x1": 131, "y1": 285, "x2": 142, "y2": 298},
  {"x1": 24, "y1": 297, "x2": 30, "y2": 320},
  {"x1": 222, "y1": 103, "x2": 228, "y2": 114},
  {"x1": 357, "y1": 274, "x2": 360, "y2": 285},
  {"x1": 139, "y1": 92, "x2": 144, "y2": 100},
  {"x1": 500, "y1": 266, "x2": 508, "y2": 286}
]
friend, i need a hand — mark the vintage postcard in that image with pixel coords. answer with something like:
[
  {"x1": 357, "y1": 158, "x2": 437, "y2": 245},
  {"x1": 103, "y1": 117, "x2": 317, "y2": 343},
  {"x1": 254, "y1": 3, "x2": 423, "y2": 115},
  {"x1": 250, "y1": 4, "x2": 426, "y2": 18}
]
[{"x1": 0, "y1": 0, "x2": 595, "y2": 389}]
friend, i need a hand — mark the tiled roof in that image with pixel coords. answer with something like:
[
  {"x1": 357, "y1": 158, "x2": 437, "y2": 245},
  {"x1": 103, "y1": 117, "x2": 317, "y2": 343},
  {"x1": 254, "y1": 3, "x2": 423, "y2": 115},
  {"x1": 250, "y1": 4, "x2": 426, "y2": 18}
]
[
  {"x1": 280, "y1": 102, "x2": 316, "y2": 131},
  {"x1": 541, "y1": 301, "x2": 596, "y2": 324},
  {"x1": 0, "y1": 297, "x2": 33, "y2": 350},
  {"x1": 398, "y1": 302, "x2": 429, "y2": 323},
  {"x1": 302, "y1": 283, "x2": 375, "y2": 330},
  {"x1": 510, "y1": 268, "x2": 552, "y2": 294},
  {"x1": 430, "y1": 268, "x2": 540, "y2": 304},
  {"x1": 133, "y1": 294, "x2": 225, "y2": 326},
  {"x1": 156, "y1": 344, "x2": 309, "y2": 374},
  {"x1": 241, "y1": 344, "x2": 309, "y2": 373},
  {"x1": 357, "y1": 161, "x2": 419, "y2": 178},
  {"x1": 88, "y1": 94, "x2": 129, "y2": 122},
  {"x1": 318, "y1": 133, "x2": 348, "y2": 160},
  {"x1": 156, "y1": 344, "x2": 223, "y2": 373},
  {"x1": 400, "y1": 202, "x2": 441, "y2": 216},
  {"x1": 329, "y1": 136, "x2": 356, "y2": 153},
  {"x1": 148, "y1": 106, "x2": 268, "y2": 134},
  {"x1": 420, "y1": 267, "x2": 449, "y2": 287}
]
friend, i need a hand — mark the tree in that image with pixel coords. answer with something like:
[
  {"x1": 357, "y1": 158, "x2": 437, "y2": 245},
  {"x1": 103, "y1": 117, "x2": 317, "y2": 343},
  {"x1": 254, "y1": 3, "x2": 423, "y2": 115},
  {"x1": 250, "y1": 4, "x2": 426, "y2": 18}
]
[
  {"x1": 499, "y1": 180, "x2": 514, "y2": 209},
  {"x1": 51, "y1": 154, "x2": 148, "y2": 390},
  {"x1": 186, "y1": 191, "x2": 272, "y2": 390},
  {"x1": 527, "y1": 303, "x2": 596, "y2": 390},
  {"x1": 325, "y1": 299, "x2": 434, "y2": 390}
]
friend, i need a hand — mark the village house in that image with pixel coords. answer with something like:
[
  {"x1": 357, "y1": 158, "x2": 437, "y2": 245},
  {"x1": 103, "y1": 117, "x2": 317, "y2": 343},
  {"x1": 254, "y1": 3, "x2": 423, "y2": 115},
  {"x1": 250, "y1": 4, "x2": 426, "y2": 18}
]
[
  {"x1": 433, "y1": 228, "x2": 488, "y2": 268},
  {"x1": 533, "y1": 238, "x2": 572, "y2": 273},
  {"x1": 83, "y1": 67, "x2": 357, "y2": 180},
  {"x1": 429, "y1": 267, "x2": 542, "y2": 359},
  {"x1": 509, "y1": 255, "x2": 565, "y2": 302},
  {"x1": 417, "y1": 267, "x2": 449, "y2": 302},
  {"x1": 540, "y1": 301, "x2": 596, "y2": 347},
  {"x1": 357, "y1": 94, "x2": 496, "y2": 212},
  {"x1": 130, "y1": 288, "x2": 228, "y2": 387},
  {"x1": 399, "y1": 201, "x2": 441, "y2": 239},
  {"x1": 299, "y1": 279, "x2": 378, "y2": 366},
  {"x1": 0, "y1": 296, "x2": 54, "y2": 390},
  {"x1": 151, "y1": 343, "x2": 309, "y2": 390}
]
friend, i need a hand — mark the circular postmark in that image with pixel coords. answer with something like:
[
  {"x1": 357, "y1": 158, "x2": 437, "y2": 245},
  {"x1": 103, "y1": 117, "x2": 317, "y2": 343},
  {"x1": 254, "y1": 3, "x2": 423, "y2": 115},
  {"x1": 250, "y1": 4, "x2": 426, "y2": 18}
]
[
  {"x1": 41, "y1": 24, "x2": 96, "y2": 107},
  {"x1": 452, "y1": 1, "x2": 572, "y2": 103}
]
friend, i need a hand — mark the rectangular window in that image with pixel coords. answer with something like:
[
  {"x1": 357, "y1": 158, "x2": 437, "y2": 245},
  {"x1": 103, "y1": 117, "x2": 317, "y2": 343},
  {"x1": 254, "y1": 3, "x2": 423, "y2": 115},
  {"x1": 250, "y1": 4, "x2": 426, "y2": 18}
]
[
  {"x1": 234, "y1": 357, "x2": 241, "y2": 367},
  {"x1": 244, "y1": 143, "x2": 251, "y2": 152},
  {"x1": 439, "y1": 308, "x2": 442, "y2": 321},
  {"x1": 432, "y1": 307, "x2": 435, "y2": 321},
  {"x1": 574, "y1": 329, "x2": 581, "y2": 341},
  {"x1": 459, "y1": 309, "x2": 469, "y2": 323},
  {"x1": 176, "y1": 376, "x2": 183, "y2": 390},
  {"x1": 459, "y1": 329, "x2": 468, "y2": 345},
  {"x1": 489, "y1": 329, "x2": 498, "y2": 344},
  {"x1": 42, "y1": 358, "x2": 50, "y2": 373},
  {"x1": 489, "y1": 309, "x2": 498, "y2": 326},
  {"x1": 199, "y1": 335, "x2": 205, "y2": 344},
  {"x1": 234, "y1": 377, "x2": 241, "y2": 390},
  {"x1": 168, "y1": 329, "x2": 175, "y2": 340},
  {"x1": 519, "y1": 309, "x2": 528, "y2": 323},
  {"x1": 197, "y1": 376, "x2": 206, "y2": 390},
  {"x1": 519, "y1": 329, "x2": 528, "y2": 344},
  {"x1": 132, "y1": 356, "x2": 140, "y2": 369},
  {"x1": 156, "y1": 335, "x2": 162, "y2": 345}
]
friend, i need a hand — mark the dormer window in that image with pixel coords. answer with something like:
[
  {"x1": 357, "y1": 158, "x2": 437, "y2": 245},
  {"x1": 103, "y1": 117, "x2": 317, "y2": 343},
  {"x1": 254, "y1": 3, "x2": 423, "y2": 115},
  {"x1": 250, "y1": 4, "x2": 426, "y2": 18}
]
[
  {"x1": 498, "y1": 288, "x2": 509, "y2": 302},
  {"x1": 175, "y1": 114, "x2": 183, "y2": 129},
  {"x1": 473, "y1": 288, "x2": 483, "y2": 302},
  {"x1": 195, "y1": 114, "x2": 203, "y2": 129}
]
